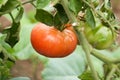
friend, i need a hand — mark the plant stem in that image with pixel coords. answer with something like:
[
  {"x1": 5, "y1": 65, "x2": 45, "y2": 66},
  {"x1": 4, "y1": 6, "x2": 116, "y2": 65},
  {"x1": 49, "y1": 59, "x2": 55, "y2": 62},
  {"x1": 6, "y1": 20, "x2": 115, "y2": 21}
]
[
  {"x1": 75, "y1": 29, "x2": 100, "y2": 80},
  {"x1": 23, "y1": 0, "x2": 36, "y2": 5},
  {"x1": 30, "y1": 2, "x2": 36, "y2": 8},
  {"x1": 116, "y1": 66, "x2": 120, "y2": 76},
  {"x1": 16, "y1": 0, "x2": 36, "y2": 8},
  {"x1": 9, "y1": 13, "x2": 15, "y2": 22},
  {"x1": 112, "y1": 59, "x2": 120, "y2": 64},
  {"x1": 92, "y1": 49, "x2": 120, "y2": 64},
  {"x1": 106, "y1": 65, "x2": 116, "y2": 80},
  {"x1": 91, "y1": 49, "x2": 113, "y2": 64},
  {"x1": 61, "y1": 0, "x2": 99, "y2": 80},
  {"x1": 60, "y1": 0, "x2": 77, "y2": 23}
]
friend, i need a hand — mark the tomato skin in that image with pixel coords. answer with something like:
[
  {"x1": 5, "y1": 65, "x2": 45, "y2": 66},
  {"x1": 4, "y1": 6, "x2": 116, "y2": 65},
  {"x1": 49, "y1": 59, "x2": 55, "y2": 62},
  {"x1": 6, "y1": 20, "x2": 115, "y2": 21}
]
[
  {"x1": 84, "y1": 24, "x2": 116, "y2": 49},
  {"x1": 31, "y1": 23, "x2": 77, "y2": 58}
]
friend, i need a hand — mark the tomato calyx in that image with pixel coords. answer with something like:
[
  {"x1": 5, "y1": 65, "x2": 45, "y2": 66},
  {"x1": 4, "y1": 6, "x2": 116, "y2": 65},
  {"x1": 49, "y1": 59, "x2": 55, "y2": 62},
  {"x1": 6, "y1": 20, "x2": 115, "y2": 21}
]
[{"x1": 53, "y1": 23, "x2": 73, "y2": 32}]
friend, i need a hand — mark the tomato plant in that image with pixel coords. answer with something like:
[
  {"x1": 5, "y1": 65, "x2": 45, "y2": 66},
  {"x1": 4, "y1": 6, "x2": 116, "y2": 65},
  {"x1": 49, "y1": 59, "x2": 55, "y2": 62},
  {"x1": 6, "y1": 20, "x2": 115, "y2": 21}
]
[
  {"x1": 31, "y1": 23, "x2": 77, "y2": 58},
  {"x1": 0, "y1": 0, "x2": 120, "y2": 80}
]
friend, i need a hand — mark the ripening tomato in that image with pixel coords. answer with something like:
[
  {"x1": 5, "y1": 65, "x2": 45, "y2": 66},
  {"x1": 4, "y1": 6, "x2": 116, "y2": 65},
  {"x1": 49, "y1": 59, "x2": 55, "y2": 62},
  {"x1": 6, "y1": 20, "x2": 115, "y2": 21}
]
[
  {"x1": 31, "y1": 23, "x2": 77, "y2": 58},
  {"x1": 84, "y1": 24, "x2": 116, "y2": 49}
]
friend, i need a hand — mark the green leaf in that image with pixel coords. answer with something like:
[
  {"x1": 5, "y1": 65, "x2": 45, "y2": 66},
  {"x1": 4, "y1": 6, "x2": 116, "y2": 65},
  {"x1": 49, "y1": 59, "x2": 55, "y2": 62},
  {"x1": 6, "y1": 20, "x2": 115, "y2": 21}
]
[
  {"x1": 69, "y1": 0, "x2": 83, "y2": 15},
  {"x1": 0, "y1": 0, "x2": 7, "y2": 8},
  {"x1": 36, "y1": 0, "x2": 50, "y2": 9},
  {"x1": 3, "y1": 7, "x2": 23, "y2": 47},
  {"x1": 10, "y1": 77, "x2": 31, "y2": 80},
  {"x1": 0, "y1": 58, "x2": 13, "y2": 80},
  {"x1": 54, "y1": 4, "x2": 69, "y2": 27},
  {"x1": 42, "y1": 46, "x2": 86, "y2": 80},
  {"x1": 0, "y1": 0, "x2": 19, "y2": 15},
  {"x1": 36, "y1": 4, "x2": 69, "y2": 27},
  {"x1": 5, "y1": 60, "x2": 14, "y2": 68},
  {"x1": 0, "y1": 33, "x2": 16, "y2": 61},
  {"x1": 0, "y1": 65, "x2": 10, "y2": 80},
  {"x1": 104, "y1": 0, "x2": 111, "y2": 10},
  {"x1": 78, "y1": 70, "x2": 93, "y2": 80},
  {"x1": 85, "y1": 8, "x2": 95, "y2": 28},
  {"x1": 15, "y1": 7, "x2": 24, "y2": 23},
  {"x1": 0, "y1": 0, "x2": 3, "y2": 4},
  {"x1": 35, "y1": 9, "x2": 54, "y2": 26},
  {"x1": 0, "y1": 0, "x2": 7, "y2": 4},
  {"x1": 5, "y1": 22, "x2": 20, "y2": 47}
]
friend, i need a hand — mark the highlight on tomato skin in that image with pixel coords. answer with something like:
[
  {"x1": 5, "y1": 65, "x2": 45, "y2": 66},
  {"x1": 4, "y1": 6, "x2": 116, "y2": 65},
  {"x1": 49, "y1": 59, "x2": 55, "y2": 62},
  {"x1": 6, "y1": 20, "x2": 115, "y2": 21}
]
[{"x1": 30, "y1": 23, "x2": 78, "y2": 58}]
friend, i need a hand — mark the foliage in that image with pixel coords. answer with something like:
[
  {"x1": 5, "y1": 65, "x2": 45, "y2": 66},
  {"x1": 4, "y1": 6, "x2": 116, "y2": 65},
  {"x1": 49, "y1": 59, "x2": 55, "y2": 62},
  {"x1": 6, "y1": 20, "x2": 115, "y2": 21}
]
[
  {"x1": 0, "y1": 0, "x2": 120, "y2": 80},
  {"x1": 10, "y1": 77, "x2": 31, "y2": 80},
  {"x1": 42, "y1": 46, "x2": 86, "y2": 80}
]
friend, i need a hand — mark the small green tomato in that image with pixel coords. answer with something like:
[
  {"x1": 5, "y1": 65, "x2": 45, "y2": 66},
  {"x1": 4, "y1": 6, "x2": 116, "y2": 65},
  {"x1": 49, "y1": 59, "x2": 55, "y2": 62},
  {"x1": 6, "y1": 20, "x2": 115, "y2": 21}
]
[{"x1": 84, "y1": 24, "x2": 116, "y2": 49}]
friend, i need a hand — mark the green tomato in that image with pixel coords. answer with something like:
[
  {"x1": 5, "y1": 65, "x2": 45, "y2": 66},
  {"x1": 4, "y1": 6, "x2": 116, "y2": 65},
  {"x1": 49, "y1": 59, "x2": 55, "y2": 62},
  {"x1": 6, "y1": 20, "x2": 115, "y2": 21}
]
[{"x1": 84, "y1": 24, "x2": 116, "y2": 49}]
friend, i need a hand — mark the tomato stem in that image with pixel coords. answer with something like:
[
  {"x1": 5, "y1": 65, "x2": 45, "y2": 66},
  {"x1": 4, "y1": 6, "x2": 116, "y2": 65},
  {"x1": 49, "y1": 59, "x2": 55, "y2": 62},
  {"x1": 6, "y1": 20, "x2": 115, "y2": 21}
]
[
  {"x1": 9, "y1": 13, "x2": 15, "y2": 22},
  {"x1": 60, "y1": 0, "x2": 77, "y2": 23},
  {"x1": 112, "y1": 59, "x2": 120, "y2": 64},
  {"x1": 106, "y1": 64, "x2": 117, "y2": 80},
  {"x1": 16, "y1": 0, "x2": 36, "y2": 8},
  {"x1": 91, "y1": 49, "x2": 113, "y2": 64},
  {"x1": 75, "y1": 28, "x2": 100, "y2": 80},
  {"x1": 91, "y1": 49, "x2": 120, "y2": 64}
]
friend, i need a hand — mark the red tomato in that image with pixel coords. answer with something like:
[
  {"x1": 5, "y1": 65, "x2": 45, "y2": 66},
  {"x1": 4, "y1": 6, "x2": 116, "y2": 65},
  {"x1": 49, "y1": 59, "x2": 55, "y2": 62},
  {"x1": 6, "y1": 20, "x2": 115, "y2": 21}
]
[{"x1": 31, "y1": 23, "x2": 77, "y2": 58}]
